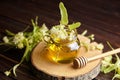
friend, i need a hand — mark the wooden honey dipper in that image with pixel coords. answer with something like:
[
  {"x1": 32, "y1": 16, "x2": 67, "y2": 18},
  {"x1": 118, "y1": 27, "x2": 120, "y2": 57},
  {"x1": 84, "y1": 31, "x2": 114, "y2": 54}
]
[{"x1": 73, "y1": 48, "x2": 120, "y2": 68}]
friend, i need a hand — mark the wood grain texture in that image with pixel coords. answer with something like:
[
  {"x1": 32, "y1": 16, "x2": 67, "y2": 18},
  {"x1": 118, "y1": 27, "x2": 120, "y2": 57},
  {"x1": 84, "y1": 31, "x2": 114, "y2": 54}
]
[
  {"x1": 31, "y1": 36, "x2": 102, "y2": 79},
  {"x1": 0, "y1": 0, "x2": 120, "y2": 80}
]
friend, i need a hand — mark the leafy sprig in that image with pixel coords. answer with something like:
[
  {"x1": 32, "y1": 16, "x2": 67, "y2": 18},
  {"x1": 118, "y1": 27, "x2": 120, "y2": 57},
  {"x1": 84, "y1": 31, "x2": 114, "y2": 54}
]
[
  {"x1": 101, "y1": 42, "x2": 120, "y2": 80},
  {"x1": 0, "y1": 2, "x2": 82, "y2": 77},
  {"x1": 59, "y1": 2, "x2": 81, "y2": 30},
  {"x1": 1, "y1": 17, "x2": 49, "y2": 76}
]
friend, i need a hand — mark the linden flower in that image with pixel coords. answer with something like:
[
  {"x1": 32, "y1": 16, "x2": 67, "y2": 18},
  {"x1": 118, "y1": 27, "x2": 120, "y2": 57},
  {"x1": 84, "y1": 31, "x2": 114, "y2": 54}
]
[
  {"x1": 17, "y1": 42, "x2": 24, "y2": 49},
  {"x1": 50, "y1": 25, "x2": 68, "y2": 42},
  {"x1": 69, "y1": 30, "x2": 77, "y2": 41},
  {"x1": 3, "y1": 36, "x2": 9, "y2": 43},
  {"x1": 28, "y1": 39, "x2": 33, "y2": 44},
  {"x1": 4, "y1": 71, "x2": 11, "y2": 76},
  {"x1": 13, "y1": 32, "x2": 26, "y2": 49},
  {"x1": 40, "y1": 24, "x2": 49, "y2": 36},
  {"x1": 13, "y1": 32, "x2": 25, "y2": 45},
  {"x1": 50, "y1": 24, "x2": 77, "y2": 43}
]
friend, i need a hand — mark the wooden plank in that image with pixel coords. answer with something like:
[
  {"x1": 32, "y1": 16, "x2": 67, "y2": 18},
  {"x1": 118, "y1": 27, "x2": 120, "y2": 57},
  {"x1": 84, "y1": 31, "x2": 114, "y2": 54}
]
[
  {"x1": 0, "y1": 54, "x2": 41, "y2": 80},
  {"x1": 0, "y1": 0, "x2": 119, "y2": 80}
]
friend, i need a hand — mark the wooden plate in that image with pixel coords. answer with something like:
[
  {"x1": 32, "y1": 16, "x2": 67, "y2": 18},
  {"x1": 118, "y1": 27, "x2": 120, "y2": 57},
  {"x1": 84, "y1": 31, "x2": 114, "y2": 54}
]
[{"x1": 31, "y1": 36, "x2": 102, "y2": 78}]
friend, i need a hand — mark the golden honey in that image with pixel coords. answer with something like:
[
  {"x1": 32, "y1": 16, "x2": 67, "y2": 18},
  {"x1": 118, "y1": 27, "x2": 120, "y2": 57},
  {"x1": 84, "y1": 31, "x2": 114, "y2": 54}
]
[{"x1": 46, "y1": 41, "x2": 79, "y2": 63}]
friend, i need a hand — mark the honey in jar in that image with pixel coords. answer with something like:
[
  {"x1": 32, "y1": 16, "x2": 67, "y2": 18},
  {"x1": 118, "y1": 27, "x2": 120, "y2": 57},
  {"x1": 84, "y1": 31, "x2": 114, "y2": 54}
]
[{"x1": 46, "y1": 40, "x2": 79, "y2": 63}]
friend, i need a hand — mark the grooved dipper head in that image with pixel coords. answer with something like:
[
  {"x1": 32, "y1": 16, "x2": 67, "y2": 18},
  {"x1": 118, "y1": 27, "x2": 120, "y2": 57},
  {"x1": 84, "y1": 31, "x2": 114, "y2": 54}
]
[{"x1": 73, "y1": 56, "x2": 88, "y2": 68}]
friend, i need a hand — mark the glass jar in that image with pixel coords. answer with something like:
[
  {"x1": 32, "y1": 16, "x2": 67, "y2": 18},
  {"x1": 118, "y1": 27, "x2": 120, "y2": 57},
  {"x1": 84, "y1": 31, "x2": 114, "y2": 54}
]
[{"x1": 46, "y1": 39, "x2": 79, "y2": 63}]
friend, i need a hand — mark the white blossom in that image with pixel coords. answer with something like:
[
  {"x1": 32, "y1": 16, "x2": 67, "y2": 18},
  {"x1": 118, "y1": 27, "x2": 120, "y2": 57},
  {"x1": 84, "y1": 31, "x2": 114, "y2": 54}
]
[
  {"x1": 13, "y1": 32, "x2": 25, "y2": 44},
  {"x1": 50, "y1": 24, "x2": 77, "y2": 43},
  {"x1": 3, "y1": 36, "x2": 9, "y2": 43},
  {"x1": 17, "y1": 42, "x2": 24, "y2": 49},
  {"x1": 4, "y1": 71, "x2": 11, "y2": 76},
  {"x1": 40, "y1": 24, "x2": 49, "y2": 36}
]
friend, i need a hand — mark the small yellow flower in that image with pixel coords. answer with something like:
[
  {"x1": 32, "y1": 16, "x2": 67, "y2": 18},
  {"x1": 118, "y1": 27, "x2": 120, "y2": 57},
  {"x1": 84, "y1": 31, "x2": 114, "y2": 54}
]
[
  {"x1": 13, "y1": 32, "x2": 25, "y2": 44},
  {"x1": 4, "y1": 71, "x2": 11, "y2": 76},
  {"x1": 17, "y1": 42, "x2": 24, "y2": 49},
  {"x1": 96, "y1": 43, "x2": 104, "y2": 50},
  {"x1": 3, "y1": 36, "x2": 9, "y2": 43}
]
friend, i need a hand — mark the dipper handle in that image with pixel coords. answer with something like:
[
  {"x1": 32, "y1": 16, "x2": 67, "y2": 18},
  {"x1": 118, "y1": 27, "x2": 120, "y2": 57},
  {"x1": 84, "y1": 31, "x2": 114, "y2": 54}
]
[{"x1": 73, "y1": 48, "x2": 120, "y2": 68}]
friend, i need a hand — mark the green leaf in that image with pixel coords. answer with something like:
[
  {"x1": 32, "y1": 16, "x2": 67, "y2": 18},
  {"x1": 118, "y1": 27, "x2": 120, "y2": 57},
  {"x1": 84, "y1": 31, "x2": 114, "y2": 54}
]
[
  {"x1": 101, "y1": 42, "x2": 120, "y2": 79},
  {"x1": 104, "y1": 55, "x2": 112, "y2": 62},
  {"x1": 103, "y1": 64, "x2": 116, "y2": 73},
  {"x1": 59, "y1": 2, "x2": 68, "y2": 25},
  {"x1": 68, "y1": 22, "x2": 81, "y2": 30}
]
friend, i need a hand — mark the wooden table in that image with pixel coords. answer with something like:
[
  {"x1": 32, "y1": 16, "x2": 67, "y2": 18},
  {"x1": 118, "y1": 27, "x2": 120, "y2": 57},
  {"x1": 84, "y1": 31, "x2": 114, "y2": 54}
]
[{"x1": 0, "y1": 0, "x2": 120, "y2": 80}]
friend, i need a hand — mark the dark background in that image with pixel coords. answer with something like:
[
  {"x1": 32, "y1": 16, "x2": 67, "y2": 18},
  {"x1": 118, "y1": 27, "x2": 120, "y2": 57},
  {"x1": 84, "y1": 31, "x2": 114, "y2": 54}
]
[{"x1": 0, "y1": 0, "x2": 120, "y2": 80}]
